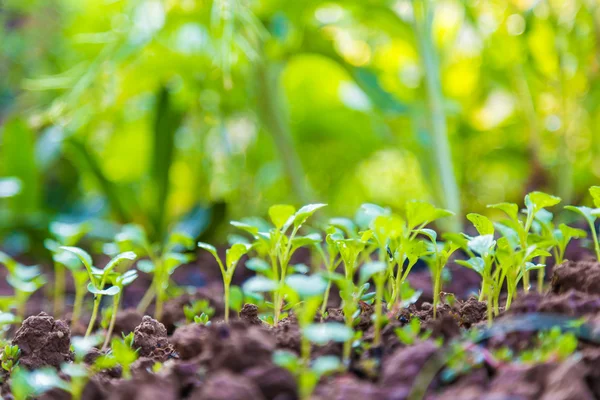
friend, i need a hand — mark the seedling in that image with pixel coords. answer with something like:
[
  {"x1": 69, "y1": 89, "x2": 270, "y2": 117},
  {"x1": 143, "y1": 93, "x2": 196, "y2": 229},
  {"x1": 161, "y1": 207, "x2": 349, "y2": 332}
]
[
  {"x1": 395, "y1": 318, "x2": 432, "y2": 345},
  {"x1": 456, "y1": 213, "x2": 497, "y2": 324},
  {"x1": 489, "y1": 191, "x2": 560, "y2": 293},
  {"x1": 61, "y1": 247, "x2": 137, "y2": 337},
  {"x1": 273, "y1": 274, "x2": 352, "y2": 400},
  {"x1": 94, "y1": 336, "x2": 139, "y2": 379},
  {"x1": 0, "y1": 251, "x2": 46, "y2": 320},
  {"x1": 100, "y1": 269, "x2": 139, "y2": 350},
  {"x1": 232, "y1": 203, "x2": 327, "y2": 323},
  {"x1": 566, "y1": 186, "x2": 600, "y2": 261},
  {"x1": 421, "y1": 233, "x2": 459, "y2": 319},
  {"x1": 47, "y1": 221, "x2": 89, "y2": 318},
  {"x1": 197, "y1": 242, "x2": 250, "y2": 322},
  {"x1": 1, "y1": 344, "x2": 20, "y2": 373},
  {"x1": 183, "y1": 299, "x2": 215, "y2": 324},
  {"x1": 114, "y1": 224, "x2": 196, "y2": 320}
]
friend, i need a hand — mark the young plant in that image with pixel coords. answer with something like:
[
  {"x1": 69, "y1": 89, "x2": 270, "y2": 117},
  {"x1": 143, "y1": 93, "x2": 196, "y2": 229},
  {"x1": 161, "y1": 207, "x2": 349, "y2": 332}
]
[
  {"x1": 456, "y1": 213, "x2": 497, "y2": 324},
  {"x1": 61, "y1": 247, "x2": 137, "y2": 337},
  {"x1": 197, "y1": 242, "x2": 251, "y2": 322},
  {"x1": 0, "y1": 252, "x2": 46, "y2": 320},
  {"x1": 273, "y1": 274, "x2": 352, "y2": 400},
  {"x1": 94, "y1": 335, "x2": 139, "y2": 379},
  {"x1": 1, "y1": 344, "x2": 20, "y2": 373},
  {"x1": 489, "y1": 191, "x2": 560, "y2": 292},
  {"x1": 47, "y1": 222, "x2": 89, "y2": 318},
  {"x1": 100, "y1": 269, "x2": 139, "y2": 350},
  {"x1": 232, "y1": 203, "x2": 327, "y2": 323},
  {"x1": 114, "y1": 225, "x2": 196, "y2": 320},
  {"x1": 183, "y1": 299, "x2": 215, "y2": 324},
  {"x1": 421, "y1": 233, "x2": 459, "y2": 319},
  {"x1": 395, "y1": 318, "x2": 432, "y2": 345},
  {"x1": 565, "y1": 186, "x2": 600, "y2": 260}
]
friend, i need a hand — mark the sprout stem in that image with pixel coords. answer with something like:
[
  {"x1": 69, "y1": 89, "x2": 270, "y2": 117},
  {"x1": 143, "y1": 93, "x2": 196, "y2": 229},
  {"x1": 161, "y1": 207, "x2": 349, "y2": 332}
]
[
  {"x1": 53, "y1": 262, "x2": 65, "y2": 318},
  {"x1": 102, "y1": 292, "x2": 121, "y2": 351}
]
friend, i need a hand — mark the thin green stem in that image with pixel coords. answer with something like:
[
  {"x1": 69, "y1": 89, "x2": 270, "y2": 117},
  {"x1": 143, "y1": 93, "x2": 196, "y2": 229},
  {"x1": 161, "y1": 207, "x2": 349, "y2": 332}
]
[
  {"x1": 85, "y1": 295, "x2": 101, "y2": 338},
  {"x1": 412, "y1": 0, "x2": 461, "y2": 231},
  {"x1": 537, "y1": 255, "x2": 547, "y2": 293},
  {"x1": 71, "y1": 283, "x2": 84, "y2": 329},
  {"x1": 224, "y1": 278, "x2": 231, "y2": 323},
  {"x1": 137, "y1": 283, "x2": 156, "y2": 314},
  {"x1": 102, "y1": 292, "x2": 121, "y2": 351},
  {"x1": 53, "y1": 262, "x2": 65, "y2": 318}
]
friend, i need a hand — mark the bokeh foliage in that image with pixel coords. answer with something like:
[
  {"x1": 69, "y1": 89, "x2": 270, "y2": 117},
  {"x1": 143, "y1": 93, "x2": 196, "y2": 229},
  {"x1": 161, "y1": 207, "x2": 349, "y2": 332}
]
[{"x1": 1, "y1": 0, "x2": 599, "y2": 251}]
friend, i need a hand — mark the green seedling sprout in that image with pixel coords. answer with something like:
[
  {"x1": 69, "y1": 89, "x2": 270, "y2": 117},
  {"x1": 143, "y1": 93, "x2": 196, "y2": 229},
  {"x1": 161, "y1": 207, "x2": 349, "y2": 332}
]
[
  {"x1": 565, "y1": 186, "x2": 600, "y2": 261},
  {"x1": 395, "y1": 318, "x2": 432, "y2": 346},
  {"x1": 183, "y1": 299, "x2": 215, "y2": 324},
  {"x1": 197, "y1": 242, "x2": 251, "y2": 322},
  {"x1": 100, "y1": 269, "x2": 139, "y2": 350},
  {"x1": 114, "y1": 225, "x2": 195, "y2": 320},
  {"x1": 489, "y1": 191, "x2": 560, "y2": 292},
  {"x1": 61, "y1": 247, "x2": 137, "y2": 337},
  {"x1": 456, "y1": 213, "x2": 496, "y2": 324},
  {"x1": 316, "y1": 227, "x2": 343, "y2": 320},
  {"x1": 273, "y1": 274, "x2": 351, "y2": 400},
  {"x1": 94, "y1": 335, "x2": 139, "y2": 379},
  {"x1": 232, "y1": 203, "x2": 327, "y2": 323},
  {"x1": 0, "y1": 251, "x2": 46, "y2": 320},
  {"x1": 47, "y1": 222, "x2": 90, "y2": 318},
  {"x1": 552, "y1": 224, "x2": 587, "y2": 265},
  {"x1": 421, "y1": 233, "x2": 459, "y2": 319},
  {"x1": 1, "y1": 344, "x2": 20, "y2": 373}
]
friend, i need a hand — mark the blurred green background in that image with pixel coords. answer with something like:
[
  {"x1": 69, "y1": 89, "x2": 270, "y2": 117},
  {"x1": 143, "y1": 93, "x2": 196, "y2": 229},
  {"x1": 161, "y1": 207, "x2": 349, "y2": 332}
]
[{"x1": 1, "y1": 0, "x2": 599, "y2": 253}]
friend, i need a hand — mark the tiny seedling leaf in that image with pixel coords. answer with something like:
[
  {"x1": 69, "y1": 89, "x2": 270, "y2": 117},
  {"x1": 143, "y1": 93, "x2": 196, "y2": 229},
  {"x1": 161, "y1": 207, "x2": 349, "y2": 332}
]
[
  {"x1": 285, "y1": 203, "x2": 327, "y2": 231},
  {"x1": 359, "y1": 261, "x2": 386, "y2": 285},
  {"x1": 60, "y1": 246, "x2": 93, "y2": 271},
  {"x1": 245, "y1": 258, "x2": 270, "y2": 273},
  {"x1": 456, "y1": 258, "x2": 485, "y2": 276},
  {"x1": 311, "y1": 355, "x2": 342, "y2": 376},
  {"x1": 466, "y1": 213, "x2": 494, "y2": 236},
  {"x1": 269, "y1": 204, "x2": 296, "y2": 229},
  {"x1": 137, "y1": 260, "x2": 155, "y2": 273},
  {"x1": 406, "y1": 201, "x2": 453, "y2": 230},
  {"x1": 285, "y1": 274, "x2": 327, "y2": 298},
  {"x1": 243, "y1": 276, "x2": 278, "y2": 293},
  {"x1": 104, "y1": 251, "x2": 137, "y2": 274},
  {"x1": 87, "y1": 283, "x2": 120, "y2": 296},
  {"x1": 488, "y1": 202, "x2": 519, "y2": 221},
  {"x1": 468, "y1": 235, "x2": 496, "y2": 256},
  {"x1": 303, "y1": 322, "x2": 353, "y2": 345},
  {"x1": 226, "y1": 243, "x2": 250, "y2": 269}
]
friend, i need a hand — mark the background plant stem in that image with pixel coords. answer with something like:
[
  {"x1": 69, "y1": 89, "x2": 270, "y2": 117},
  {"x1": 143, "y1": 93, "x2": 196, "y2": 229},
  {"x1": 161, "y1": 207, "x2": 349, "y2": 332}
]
[{"x1": 412, "y1": 0, "x2": 462, "y2": 231}]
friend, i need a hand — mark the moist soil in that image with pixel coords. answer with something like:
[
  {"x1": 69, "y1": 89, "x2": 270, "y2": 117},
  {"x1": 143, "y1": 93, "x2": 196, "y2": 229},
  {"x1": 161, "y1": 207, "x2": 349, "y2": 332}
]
[{"x1": 3, "y1": 255, "x2": 600, "y2": 399}]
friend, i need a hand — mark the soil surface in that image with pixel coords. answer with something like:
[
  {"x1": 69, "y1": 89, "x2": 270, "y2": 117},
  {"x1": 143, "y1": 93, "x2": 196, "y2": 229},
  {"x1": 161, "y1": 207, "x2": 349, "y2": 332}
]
[{"x1": 2, "y1": 256, "x2": 600, "y2": 399}]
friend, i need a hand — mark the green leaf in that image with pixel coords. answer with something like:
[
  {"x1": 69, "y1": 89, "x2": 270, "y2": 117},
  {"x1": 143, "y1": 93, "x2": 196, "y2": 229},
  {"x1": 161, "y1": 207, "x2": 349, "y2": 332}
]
[
  {"x1": 456, "y1": 258, "x2": 484, "y2": 276},
  {"x1": 359, "y1": 261, "x2": 386, "y2": 285},
  {"x1": 243, "y1": 276, "x2": 278, "y2": 293},
  {"x1": 590, "y1": 186, "x2": 600, "y2": 208},
  {"x1": 371, "y1": 214, "x2": 404, "y2": 245},
  {"x1": 418, "y1": 228, "x2": 438, "y2": 243},
  {"x1": 525, "y1": 191, "x2": 561, "y2": 215},
  {"x1": 404, "y1": 240, "x2": 430, "y2": 265},
  {"x1": 466, "y1": 213, "x2": 494, "y2": 236},
  {"x1": 117, "y1": 270, "x2": 138, "y2": 286},
  {"x1": 488, "y1": 202, "x2": 519, "y2": 221},
  {"x1": 230, "y1": 221, "x2": 261, "y2": 237},
  {"x1": 87, "y1": 283, "x2": 120, "y2": 296},
  {"x1": 565, "y1": 206, "x2": 597, "y2": 225},
  {"x1": 273, "y1": 350, "x2": 300, "y2": 373},
  {"x1": 269, "y1": 204, "x2": 296, "y2": 229},
  {"x1": 104, "y1": 251, "x2": 137, "y2": 274},
  {"x1": 468, "y1": 235, "x2": 495, "y2": 256},
  {"x1": 115, "y1": 224, "x2": 148, "y2": 249},
  {"x1": 406, "y1": 201, "x2": 453, "y2": 229},
  {"x1": 229, "y1": 285, "x2": 244, "y2": 312},
  {"x1": 284, "y1": 203, "x2": 327, "y2": 231},
  {"x1": 557, "y1": 224, "x2": 587, "y2": 242},
  {"x1": 226, "y1": 243, "x2": 251, "y2": 269},
  {"x1": 285, "y1": 274, "x2": 327, "y2": 298},
  {"x1": 311, "y1": 355, "x2": 342, "y2": 376},
  {"x1": 303, "y1": 323, "x2": 353, "y2": 345},
  {"x1": 60, "y1": 246, "x2": 93, "y2": 271},
  {"x1": 245, "y1": 258, "x2": 270, "y2": 273},
  {"x1": 71, "y1": 336, "x2": 101, "y2": 359},
  {"x1": 328, "y1": 218, "x2": 357, "y2": 237},
  {"x1": 291, "y1": 233, "x2": 322, "y2": 248},
  {"x1": 137, "y1": 260, "x2": 155, "y2": 273}
]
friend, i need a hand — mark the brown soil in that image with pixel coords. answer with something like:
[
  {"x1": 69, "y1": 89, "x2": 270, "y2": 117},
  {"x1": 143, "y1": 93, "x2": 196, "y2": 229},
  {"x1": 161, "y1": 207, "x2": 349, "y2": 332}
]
[{"x1": 4, "y1": 259, "x2": 600, "y2": 399}]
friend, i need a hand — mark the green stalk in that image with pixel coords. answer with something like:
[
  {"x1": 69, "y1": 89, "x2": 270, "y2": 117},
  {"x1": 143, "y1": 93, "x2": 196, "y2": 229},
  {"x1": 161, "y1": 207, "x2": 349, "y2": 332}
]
[
  {"x1": 137, "y1": 283, "x2": 156, "y2": 315},
  {"x1": 537, "y1": 255, "x2": 547, "y2": 293},
  {"x1": 373, "y1": 273, "x2": 384, "y2": 347},
  {"x1": 85, "y1": 296, "x2": 101, "y2": 338},
  {"x1": 53, "y1": 262, "x2": 65, "y2": 318},
  {"x1": 71, "y1": 283, "x2": 85, "y2": 329},
  {"x1": 102, "y1": 291, "x2": 121, "y2": 351},
  {"x1": 412, "y1": 0, "x2": 461, "y2": 231},
  {"x1": 256, "y1": 61, "x2": 314, "y2": 204},
  {"x1": 432, "y1": 269, "x2": 441, "y2": 320},
  {"x1": 224, "y1": 277, "x2": 231, "y2": 322}
]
